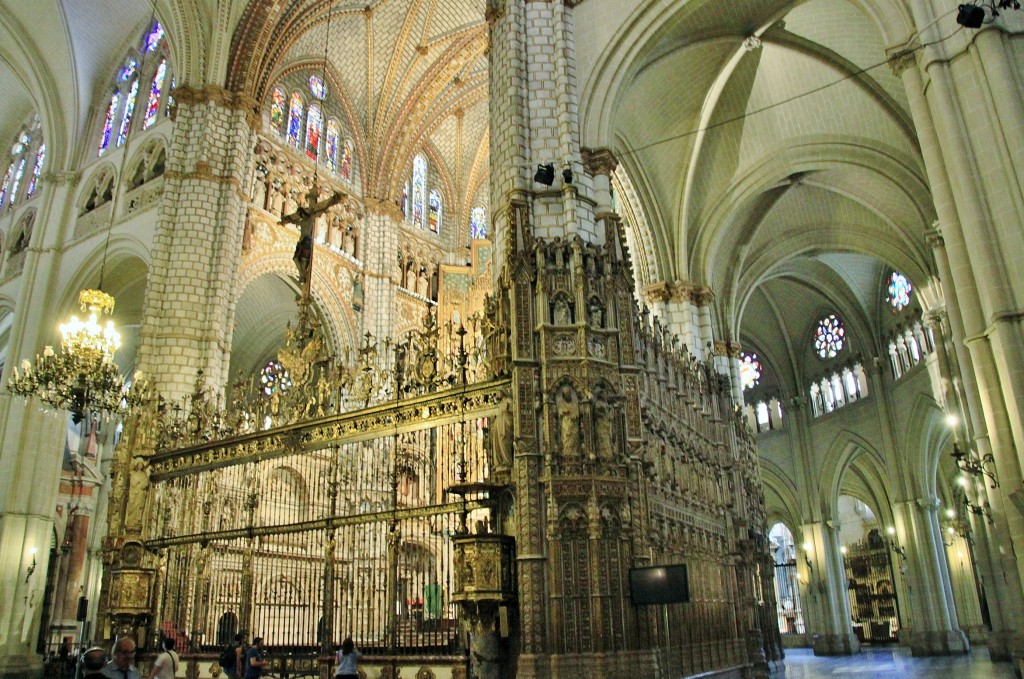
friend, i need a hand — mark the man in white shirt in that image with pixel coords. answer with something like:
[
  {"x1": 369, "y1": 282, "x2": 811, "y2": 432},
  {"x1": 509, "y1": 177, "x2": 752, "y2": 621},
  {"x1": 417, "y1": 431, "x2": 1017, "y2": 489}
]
[{"x1": 102, "y1": 637, "x2": 141, "y2": 679}]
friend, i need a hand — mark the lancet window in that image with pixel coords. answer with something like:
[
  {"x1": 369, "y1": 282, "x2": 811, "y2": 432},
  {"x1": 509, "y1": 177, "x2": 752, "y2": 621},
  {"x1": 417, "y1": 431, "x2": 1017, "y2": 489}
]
[
  {"x1": 1, "y1": 117, "x2": 45, "y2": 212},
  {"x1": 401, "y1": 155, "x2": 444, "y2": 234},
  {"x1": 808, "y1": 362, "x2": 868, "y2": 417},
  {"x1": 469, "y1": 206, "x2": 487, "y2": 240},
  {"x1": 97, "y1": 21, "x2": 174, "y2": 156}
]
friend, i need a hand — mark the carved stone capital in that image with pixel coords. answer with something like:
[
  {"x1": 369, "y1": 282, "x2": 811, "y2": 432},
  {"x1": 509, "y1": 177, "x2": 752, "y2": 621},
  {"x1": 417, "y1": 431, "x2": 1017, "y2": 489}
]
[
  {"x1": 925, "y1": 227, "x2": 944, "y2": 249},
  {"x1": 364, "y1": 196, "x2": 404, "y2": 222},
  {"x1": 173, "y1": 84, "x2": 260, "y2": 128},
  {"x1": 886, "y1": 43, "x2": 919, "y2": 78},
  {"x1": 712, "y1": 340, "x2": 742, "y2": 358},
  {"x1": 643, "y1": 281, "x2": 672, "y2": 303},
  {"x1": 40, "y1": 170, "x2": 81, "y2": 187},
  {"x1": 581, "y1": 147, "x2": 618, "y2": 176}
]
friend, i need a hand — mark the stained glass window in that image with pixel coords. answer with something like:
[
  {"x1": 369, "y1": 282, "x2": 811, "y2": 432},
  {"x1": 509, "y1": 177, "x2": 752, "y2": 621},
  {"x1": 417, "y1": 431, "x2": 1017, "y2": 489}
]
[
  {"x1": 814, "y1": 314, "x2": 845, "y2": 359},
  {"x1": 411, "y1": 155, "x2": 426, "y2": 226},
  {"x1": 287, "y1": 92, "x2": 303, "y2": 147},
  {"x1": 99, "y1": 91, "x2": 120, "y2": 156},
  {"x1": 26, "y1": 144, "x2": 45, "y2": 198},
  {"x1": 165, "y1": 77, "x2": 176, "y2": 117},
  {"x1": 270, "y1": 88, "x2": 286, "y2": 132},
  {"x1": 7, "y1": 159, "x2": 25, "y2": 207},
  {"x1": 309, "y1": 75, "x2": 327, "y2": 100},
  {"x1": 144, "y1": 59, "x2": 167, "y2": 129},
  {"x1": 341, "y1": 139, "x2": 353, "y2": 180},
  {"x1": 144, "y1": 21, "x2": 165, "y2": 52},
  {"x1": 0, "y1": 163, "x2": 13, "y2": 209},
  {"x1": 470, "y1": 206, "x2": 487, "y2": 239},
  {"x1": 305, "y1": 104, "x2": 322, "y2": 161},
  {"x1": 120, "y1": 58, "x2": 139, "y2": 82},
  {"x1": 325, "y1": 121, "x2": 339, "y2": 173},
  {"x1": 117, "y1": 79, "x2": 139, "y2": 147},
  {"x1": 739, "y1": 353, "x2": 762, "y2": 390},
  {"x1": 886, "y1": 271, "x2": 912, "y2": 312},
  {"x1": 260, "y1": 360, "x2": 292, "y2": 396},
  {"x1": 428, "y1": 189, "x2": 442, "y2": 233}
]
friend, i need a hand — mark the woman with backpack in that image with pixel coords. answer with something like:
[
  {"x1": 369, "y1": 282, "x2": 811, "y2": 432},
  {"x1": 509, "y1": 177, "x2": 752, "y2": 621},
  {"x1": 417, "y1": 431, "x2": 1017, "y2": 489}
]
[
  {"x1": 334, "y1": 637, "x2": 360, "y2": 679},
  {"x1": 146, "y1": 638, "x2": 179, "y2": 679},
  {"x1": 219, "y1": 633, "x2": 245, "y2": 678}
]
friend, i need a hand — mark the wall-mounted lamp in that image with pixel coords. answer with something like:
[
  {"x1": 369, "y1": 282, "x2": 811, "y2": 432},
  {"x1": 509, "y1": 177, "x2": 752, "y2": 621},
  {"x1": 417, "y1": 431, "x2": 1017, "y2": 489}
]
[
  {"x1": 885, "y1": 526, "x2": 907, "y2": 561},
  {"x1": 25, "y1": 547, "x2": 37, "y2": 583},
  {"x1": 802, "y1": 542, "x2": 814, "y2": 573},
  {"x1": 951, "y1": 443, "x2": 998, "y2": 489}
]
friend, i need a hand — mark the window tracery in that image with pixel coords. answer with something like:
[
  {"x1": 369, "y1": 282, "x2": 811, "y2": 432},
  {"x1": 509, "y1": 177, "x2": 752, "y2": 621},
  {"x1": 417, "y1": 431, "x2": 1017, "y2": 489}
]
[
  {"x1": 886, "y1": 271, "x2": 912, "y2": 312},
  {"x1": 813, "y1": 314, "x2": 845, "y2": 359},
  {"x1": 739, "y1": 352, "x2": 761, "y2": 390},
  {"x1": 428, "y1": 189, "x2": 442, "y2": 233},
  {"x1": 287, "y1": 92, "x2": 304, "y2": 147}
]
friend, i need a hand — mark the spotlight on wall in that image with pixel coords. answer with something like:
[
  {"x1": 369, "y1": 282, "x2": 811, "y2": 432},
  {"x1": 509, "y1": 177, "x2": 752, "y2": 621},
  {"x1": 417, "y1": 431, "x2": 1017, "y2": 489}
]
[
  {"x1": 534, "y1": 164, "x2": 555, "y2": 186},
  {"x1": 956, "y1": 3, "x2": 985, "y2": 27}
]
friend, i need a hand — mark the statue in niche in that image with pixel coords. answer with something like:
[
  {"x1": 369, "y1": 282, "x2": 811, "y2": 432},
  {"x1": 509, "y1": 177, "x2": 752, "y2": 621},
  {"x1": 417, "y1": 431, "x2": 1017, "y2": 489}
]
[
  {"x1": 269, "y1": 177, "x2": 285, "y2": 216},
  {"x1": 252, "y1": 163, "x2": 267, "y2": 210},
  {"x1": 125, "y1": 457, "x2": 150, "y2": 528},
  {"x1": 594, "y1": 401, "x2": 615, "y2": 462},
  {"x1": 343, "y1": 225, "x2": 356, "y2": 256},
  {"x1": 490, "y1": 396, "x2": 514, "y2": 469},
  {"x1": 587, "y1": 299, "x2": 604, "y2": 329},
  {"x1": 417, "y1": 266, "x2": 430, "y2": 298},
  {"x1": 556, "y1": 386, "x2": 581, "y2": 459},
  {"x1": 553, "y1": 299, "x2": 571, "y2": 326},
  {"x1": 406, "y1": 263, "x2": 418, "y2": 291}
]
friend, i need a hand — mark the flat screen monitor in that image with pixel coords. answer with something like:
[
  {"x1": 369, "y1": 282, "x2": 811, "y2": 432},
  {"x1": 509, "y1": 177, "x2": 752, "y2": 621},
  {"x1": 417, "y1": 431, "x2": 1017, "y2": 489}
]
[{"x1": 629, "y1": 564, "x2": 690, "y2": 605}]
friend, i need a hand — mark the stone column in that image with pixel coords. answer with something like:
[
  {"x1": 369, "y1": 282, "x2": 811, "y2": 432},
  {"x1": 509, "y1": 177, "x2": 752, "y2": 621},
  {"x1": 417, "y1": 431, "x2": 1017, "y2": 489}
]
[
  {"x1": 359, "y1": 200, "x2": 402, "y2": 341},
  {"x1": 0, "y1": 165, "x2": 86, "y2": 678},
  {"x1": 901, "y1": 0, "x2": 1024, "y2": 573},
  {"x1": 798, "y1": 522, "x2": 859, "y2": 656},
  {"x1": 136, "y1": 85, "x2": 257, "y2": 403},
  {"x1": 925, "y1": 229, "x2": 1024, "y2": 660},
  {"x1": 892, "y1": 498, "x2": 969, "y2": 655}
]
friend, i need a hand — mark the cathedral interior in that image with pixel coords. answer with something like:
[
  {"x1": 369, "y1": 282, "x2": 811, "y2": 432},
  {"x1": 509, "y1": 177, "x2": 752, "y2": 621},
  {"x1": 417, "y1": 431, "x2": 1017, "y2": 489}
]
[{"x1": 0, "y1": 0, "x2": 1022, "y2": 678}]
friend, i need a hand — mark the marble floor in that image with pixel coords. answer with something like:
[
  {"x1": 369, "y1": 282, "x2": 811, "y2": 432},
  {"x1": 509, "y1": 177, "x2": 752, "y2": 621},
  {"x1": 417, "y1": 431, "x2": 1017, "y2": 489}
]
[{"x1": 782, "y1": 647, "x2": 1019, "y2": 678}]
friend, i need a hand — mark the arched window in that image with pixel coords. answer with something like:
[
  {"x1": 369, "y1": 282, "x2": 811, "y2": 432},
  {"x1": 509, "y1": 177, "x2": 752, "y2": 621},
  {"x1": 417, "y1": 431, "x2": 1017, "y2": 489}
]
[
  {"x1": 305, "y1": 104, "x2": 322, "y2": 161},
  {"x1": 1, "y1": 119, "x2": 44, "y2": 211},
  {"x1": 287, "y1": 93, "x2": 304, "y2": 147},
  {"x1": 97, "y1": 21, "x2": 173, "y2": 155},
  {"x1": 143, "y1": 59, "x2": 167, "y2": 129},
  {"x1": 325, "y1": 121, "x2": 340, "y2": 173},
  {"x1": 886, "y1": 271, "x2": 912, "y2": 312},
  {"x1": 739, "y1": 352, "x2": 762, "y2": 390},
  {"x1": 470, "y1": 206, "x2": 487, "y2": 239},
  {"x1": 270, "y1": 88, "x2": 286, "y2": 133},
  {"x1": 26, "y1": 144, "x2": 46, "y2": 199},
  {"x1": 428, "y1": 189, "x2": 442, "y2": 233},
  {"x1": 814, "y1": 314, "x2": 845, "y2": 359},
  {"x1": 99, "y1": 91, "x2": 121, "y2": 155},
  {"x1": 411, "y1": 155, "x2": 426, "y2": 226},
  {"x1": 117, "y1": 78, "x2": 140, "y2": 147}
]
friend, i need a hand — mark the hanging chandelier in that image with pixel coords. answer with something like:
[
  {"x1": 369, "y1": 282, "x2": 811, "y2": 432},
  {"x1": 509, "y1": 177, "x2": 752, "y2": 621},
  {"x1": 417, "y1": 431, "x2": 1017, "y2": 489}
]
[{"x1": 8, "y1": 288, "x2": 133, "y2": 423}]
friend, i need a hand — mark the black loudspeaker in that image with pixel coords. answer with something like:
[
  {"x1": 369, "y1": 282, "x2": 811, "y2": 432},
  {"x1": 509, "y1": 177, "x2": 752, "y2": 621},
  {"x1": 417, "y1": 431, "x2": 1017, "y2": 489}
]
[
  {"x1": 76, "y1": 597, "x2": 89, "y2": 621},
  {"x1": 957, "y1": 4, "x2": 985, "y2": 28},
  {"x1": 533, "y1": 164, "x2": 555, "y2": 186}
]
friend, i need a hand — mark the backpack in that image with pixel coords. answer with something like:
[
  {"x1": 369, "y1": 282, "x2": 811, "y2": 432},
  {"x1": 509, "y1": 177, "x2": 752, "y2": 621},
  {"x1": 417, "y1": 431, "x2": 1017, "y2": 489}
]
[{"x1": 218, "y1": 644, "x2": 236, "y2": 668}]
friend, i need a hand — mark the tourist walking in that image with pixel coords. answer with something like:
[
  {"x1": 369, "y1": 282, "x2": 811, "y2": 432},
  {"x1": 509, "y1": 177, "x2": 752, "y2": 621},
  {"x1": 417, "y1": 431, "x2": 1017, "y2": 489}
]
[
  {"x1": 243, "y1": 637, "x2": 269, "y2": 679},
  {"x1": 334, "y1": 637, "x2": 360, "y2": 679},
  {"x1": 102, "y1": 637, "x2": 141, "y2": 679},
  {"x1": 219, "y1": 632, "x2": 246, "y2": 678},
  {"x1": 146, "y1": 638, "x2": 179, "y2": 679}
]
